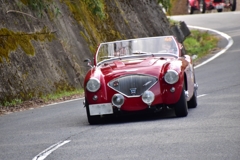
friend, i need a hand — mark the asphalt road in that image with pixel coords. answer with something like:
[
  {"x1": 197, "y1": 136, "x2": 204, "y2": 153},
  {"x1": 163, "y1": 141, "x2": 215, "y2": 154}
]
[{"x1": 1, "y1": 12, "x2": 240, "y2": 160}]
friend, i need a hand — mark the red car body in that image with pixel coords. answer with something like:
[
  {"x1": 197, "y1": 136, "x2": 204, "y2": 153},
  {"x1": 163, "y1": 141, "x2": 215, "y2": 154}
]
[
  {"x1": 83, "y1": 36, "x2": 198, "y2": 124},
  {"x1": 187, "y1": 0, "x2": 236, "y2": 14}
]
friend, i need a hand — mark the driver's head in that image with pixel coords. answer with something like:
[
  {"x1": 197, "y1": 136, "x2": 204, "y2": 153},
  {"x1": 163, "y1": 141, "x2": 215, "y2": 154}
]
[{"x1": 161, "y1": 37, "x2": 173, "y2": 50}]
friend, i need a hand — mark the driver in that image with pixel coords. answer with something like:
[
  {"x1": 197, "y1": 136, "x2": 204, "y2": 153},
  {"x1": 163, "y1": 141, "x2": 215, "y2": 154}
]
[
  {"x1": 160, "y1": 37, "x2": 176, "y2": 54},
  {"x1": 162, "y1": 41, "x2": 172, "y2": 51}
]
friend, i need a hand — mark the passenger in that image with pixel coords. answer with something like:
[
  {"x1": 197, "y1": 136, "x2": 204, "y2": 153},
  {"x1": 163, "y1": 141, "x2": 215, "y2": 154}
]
[{"x1": 114, "y1": 47, "x2": 127, "y2": 56}]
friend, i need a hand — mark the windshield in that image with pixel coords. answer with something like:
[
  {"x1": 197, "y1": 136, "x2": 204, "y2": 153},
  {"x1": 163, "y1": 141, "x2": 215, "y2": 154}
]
[{"x1": 95, "y1": 36, "x2": 179, "y2": 65}]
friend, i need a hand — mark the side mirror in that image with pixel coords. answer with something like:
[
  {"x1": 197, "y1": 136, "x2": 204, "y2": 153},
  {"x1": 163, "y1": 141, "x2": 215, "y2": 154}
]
[{"x1": 84, "y1": 58, "x2": 93, "y2": 68}]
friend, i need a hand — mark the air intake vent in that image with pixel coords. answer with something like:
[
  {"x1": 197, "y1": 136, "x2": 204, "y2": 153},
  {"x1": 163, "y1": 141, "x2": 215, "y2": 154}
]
[{"x1": 108, "y1": 74, "x2": 158, "y2": 97}]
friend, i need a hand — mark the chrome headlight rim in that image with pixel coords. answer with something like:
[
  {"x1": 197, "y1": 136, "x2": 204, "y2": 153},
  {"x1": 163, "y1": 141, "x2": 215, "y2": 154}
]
[
  {"x1": 86, "y1": 78, "x2": 101, "y2": 92},
  {"x1": 164, "y1": 70, "x2": 179, "y2": 84},
  {"x1": 142, "y1": 90, "x2": 155, "y2": 105},
  {"x1": 112, "y1": 94, "x2": 124, "y2": 108}
]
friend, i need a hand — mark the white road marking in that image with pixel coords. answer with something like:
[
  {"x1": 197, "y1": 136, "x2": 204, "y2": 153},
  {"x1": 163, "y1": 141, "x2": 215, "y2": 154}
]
[
  {"x1": 197, "y1": 94, "x2": 207, "y2": 98},
  {"x1": 32, "y1": 140, "x2": 71, "y2": 160},
  {"x1": 188, "y1": 25, "x2": 234, "y2": 69}
]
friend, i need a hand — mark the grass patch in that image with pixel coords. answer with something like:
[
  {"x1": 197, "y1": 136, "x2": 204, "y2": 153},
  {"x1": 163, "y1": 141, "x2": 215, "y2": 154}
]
[
  {"x1": 2, "y1": 99, "x2": 23, "y2": 107},
  {"x1": 41, "y1": 89, "x2": 84, "y2": 102},
  {"x1": 0, "y1": 89, "x2": 84, "y2": 108},
  {"x1": 184, "y1": 30, "x2": 219, "y2": 60}
]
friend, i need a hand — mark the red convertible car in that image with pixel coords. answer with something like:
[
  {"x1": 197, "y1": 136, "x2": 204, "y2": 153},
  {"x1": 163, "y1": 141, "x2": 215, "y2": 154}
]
[
  {"x1": 83, "y1": 36, "x2": 198, "y2": 124},
  {"x1": 187, "y1": 0, "x2": 236, "y2": 14}
]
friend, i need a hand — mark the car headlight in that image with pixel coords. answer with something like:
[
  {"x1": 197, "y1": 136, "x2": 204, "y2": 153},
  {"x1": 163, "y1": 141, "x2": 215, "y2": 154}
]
[
  {"x1": 86, "y1": 78, "x2": 101, "y2": 92},
  {"x1": 142, "y1": 90, "x2": 155, "y2": 105},
  {"x1": 164, "y1": 70, "x2": 179, "y2": 84},
  {"x1": 112, "y1": 94, "x2": 124, "y2": 108}
]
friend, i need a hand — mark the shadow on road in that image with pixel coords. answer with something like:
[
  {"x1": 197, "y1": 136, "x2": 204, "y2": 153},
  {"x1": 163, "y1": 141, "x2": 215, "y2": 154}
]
[{"x1": 92, "y1": 108, "x2": 193, "y2": 125}]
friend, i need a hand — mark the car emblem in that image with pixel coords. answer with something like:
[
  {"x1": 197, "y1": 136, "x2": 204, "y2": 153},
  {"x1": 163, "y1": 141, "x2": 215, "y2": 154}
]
[
  {"x1": 113, "y1": 81, "x2": 119, "y2": 87},
  {"x1": 130, "y1": 88, "x2": 137, "y2": 95}
]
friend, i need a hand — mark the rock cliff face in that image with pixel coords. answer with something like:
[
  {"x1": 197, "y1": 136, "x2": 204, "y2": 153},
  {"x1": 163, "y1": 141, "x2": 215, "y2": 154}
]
[{"x1": 0, "y1": 0, "x2": 173, "y2": 103}]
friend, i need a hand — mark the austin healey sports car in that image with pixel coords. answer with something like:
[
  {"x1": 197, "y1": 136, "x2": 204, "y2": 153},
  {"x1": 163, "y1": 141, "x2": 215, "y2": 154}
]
[
  {"x1": 83, "y1": 36, "x2": 198, "y2": 124},
  {"x1": 187, "y1": 0, "x2": 236, "y2": 14}
]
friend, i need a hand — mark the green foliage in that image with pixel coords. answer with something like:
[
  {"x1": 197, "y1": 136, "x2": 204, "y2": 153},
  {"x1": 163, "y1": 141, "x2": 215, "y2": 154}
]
[
  {"x1": 20, "y1": 0, "x2": 61, "y2": 18},
  {"x1": 27, "y1": 0, "x2": 47, "y2": 10},
  {"x1": 82, "y1": 0, "x2": 106, "y2": 20},
  {"x1": 2, "y1": 99, "x2": 22, "y2": 107},
  {"x1": 21, "y1": 0, "x2": 49, "y2": 17},
  {"x1": 53, "y1": 3, "x2": 62, "y2": 17},
  {"x1": 41, "y1": 89, "x2": 84, "y2": 102},
  {"x1": 184, "y1": 30, "x2": 219, "y2": 59},
  {"x1": 63, "y1": 0, "x2": 122, "y2": 54},
  {"x1": 158, "y1": 0, "x2": 171, "y2": 10},
  {"x1": 0, "y1": 89, "x2": 84, "y2": 107}
]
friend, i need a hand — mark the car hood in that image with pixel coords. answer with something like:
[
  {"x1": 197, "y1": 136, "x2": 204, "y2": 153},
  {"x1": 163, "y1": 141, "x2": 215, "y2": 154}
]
[{"x1": 100, "y1": 57, "x2": 178, "y2": 79}]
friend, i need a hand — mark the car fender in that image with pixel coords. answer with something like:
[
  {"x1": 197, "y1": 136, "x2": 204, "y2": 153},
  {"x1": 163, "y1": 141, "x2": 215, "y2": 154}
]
[
  {"x1": 160, "y1": 59, "x2": 186, "y2": 105},
  {"x1": 181, "y1": 55, "x2": 195, "y2": 101},
  {"x1": 84, "y1": 67, "x2": 109, "y2": 103}
]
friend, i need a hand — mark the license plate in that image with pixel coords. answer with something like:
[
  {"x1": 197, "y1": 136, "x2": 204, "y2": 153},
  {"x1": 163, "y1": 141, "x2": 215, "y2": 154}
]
[
  {"x1": 89, "y1": 103, "x2": 113, "y2": 116},
  {"x1": 216, "y1": 4, "x2": 223, "y2": 9}
]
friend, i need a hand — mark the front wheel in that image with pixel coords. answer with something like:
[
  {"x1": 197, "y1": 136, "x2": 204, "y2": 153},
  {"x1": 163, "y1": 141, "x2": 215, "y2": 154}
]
[
  {"x1": 199, "y1": 0, "x2": 206, "y2": 13},
  {"x1": 187, "y1": 1, "x2": 194, "y2": 14},
  {"x1": 230, "y1": 0, "x2": 236, "y2": 11},
  {"x1": 174, "y1": 84, "x2": 188, "y2": 117},
  {"x1": 188, "y1": 85, "x2": 198, "y2": 108},
  {"x1": 188, "y1": 72, "x2": 198, "y2": 108}
]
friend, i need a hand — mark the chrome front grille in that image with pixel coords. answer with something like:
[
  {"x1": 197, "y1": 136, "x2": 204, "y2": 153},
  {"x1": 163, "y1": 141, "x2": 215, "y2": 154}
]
[{"x1": 108, "y1": 74, "x2": 158, "y2": 97}]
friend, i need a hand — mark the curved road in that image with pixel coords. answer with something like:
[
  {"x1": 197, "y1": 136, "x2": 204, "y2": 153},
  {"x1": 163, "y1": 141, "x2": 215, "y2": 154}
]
[{"x1": 0, "y1": 12, "x2": 240, "y2": 160}]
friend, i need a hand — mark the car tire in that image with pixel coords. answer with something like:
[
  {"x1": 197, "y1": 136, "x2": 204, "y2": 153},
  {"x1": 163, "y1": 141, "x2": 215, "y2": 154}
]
[
  {"x1": 174, "y1": 84, "x2": 188, "y2": 117},
  {"x1": 188, "y1": 87, "x2": 197, "y2": 108},
  {"x1": 85, "y1": 99, "x2": 101, "y2": 125},
  {"x1": 230, "y1": 0, "x2": 236, "y2": 11},
  {"x1": 199, "y1": 0, "x2": 206, "y2": 13},
  {"x1": 187, "y1": 1, "x2": 194, "y2": 14},
  {"x1": 188, "y1": 73, "x2": 198, "y2": 108}
]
